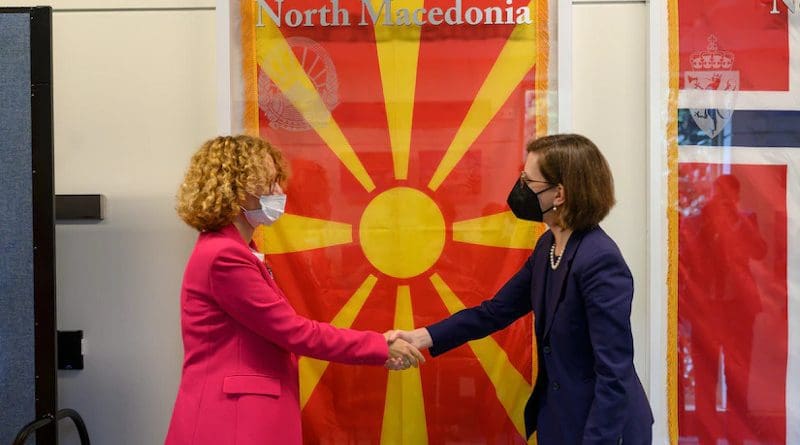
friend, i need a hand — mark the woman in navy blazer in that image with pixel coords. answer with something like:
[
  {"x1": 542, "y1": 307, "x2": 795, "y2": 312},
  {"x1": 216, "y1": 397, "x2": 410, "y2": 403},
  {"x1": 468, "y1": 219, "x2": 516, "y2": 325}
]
[{"x1": 395, "y1": 134, "x2": 653, "y2": 444}]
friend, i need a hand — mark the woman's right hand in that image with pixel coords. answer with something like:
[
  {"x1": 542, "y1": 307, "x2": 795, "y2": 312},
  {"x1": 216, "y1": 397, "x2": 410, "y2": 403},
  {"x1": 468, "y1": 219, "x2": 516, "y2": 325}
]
[
  {"x1": 390, "y1": 328, "x2": 433, "y2": 350},
  {"x1": 384, "y1": 332, "x2": 425, "y2": 370}
]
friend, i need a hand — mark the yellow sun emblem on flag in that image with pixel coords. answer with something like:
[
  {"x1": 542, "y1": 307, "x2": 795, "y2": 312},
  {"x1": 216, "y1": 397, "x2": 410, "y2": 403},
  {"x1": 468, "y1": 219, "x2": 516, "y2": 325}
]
[{"x1": 241, "y1": 0, "x2": 551, "y2": 442}]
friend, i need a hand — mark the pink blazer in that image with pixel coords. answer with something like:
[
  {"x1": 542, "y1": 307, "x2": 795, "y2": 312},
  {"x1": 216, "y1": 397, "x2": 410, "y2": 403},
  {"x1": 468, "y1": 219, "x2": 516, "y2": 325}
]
[{"x1": 165, "y1": 224, "x2": 388, "y2": 445}]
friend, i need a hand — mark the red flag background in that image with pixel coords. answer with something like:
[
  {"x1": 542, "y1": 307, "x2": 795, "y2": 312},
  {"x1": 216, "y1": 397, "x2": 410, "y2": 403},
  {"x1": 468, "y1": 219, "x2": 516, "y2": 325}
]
[{"x1": 670, "y1": 1, "x2": 800, "y2": 443}]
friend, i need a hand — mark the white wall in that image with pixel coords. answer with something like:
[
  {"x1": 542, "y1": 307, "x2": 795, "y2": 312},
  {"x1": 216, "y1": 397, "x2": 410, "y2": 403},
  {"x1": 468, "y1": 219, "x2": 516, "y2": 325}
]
[
  {"x1": 571, "y1": 0, "x2": 650, "y2": 401},
  {"x1": 572, "y1": 2, "x2": 658, "y2": 438},
  {"x1": 11, "y1": 1, "x2": 652, "y2": 443}
]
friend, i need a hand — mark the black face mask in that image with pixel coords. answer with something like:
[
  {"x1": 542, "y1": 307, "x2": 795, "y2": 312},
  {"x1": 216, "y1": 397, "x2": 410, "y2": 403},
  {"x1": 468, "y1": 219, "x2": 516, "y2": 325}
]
[{"x1": 507, "y1": 179, "x2": 555, "y2": 222}]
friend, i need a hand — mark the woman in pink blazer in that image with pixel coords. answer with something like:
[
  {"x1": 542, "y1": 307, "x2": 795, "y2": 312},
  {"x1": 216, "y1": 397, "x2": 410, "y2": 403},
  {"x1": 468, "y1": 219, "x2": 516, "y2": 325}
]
[{"x1": 165, "y1": 135, "x2": 422, "y2": 445}]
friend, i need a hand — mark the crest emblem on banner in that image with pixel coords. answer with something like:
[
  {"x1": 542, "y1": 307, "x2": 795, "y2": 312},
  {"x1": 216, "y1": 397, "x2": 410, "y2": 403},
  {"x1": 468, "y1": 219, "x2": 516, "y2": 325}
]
[
  {"x1": 258, "y1": 36, "x2": 340, "y2": 131},
  {"x1": 684, "y1": 35, "x2": 739, "y2": 138}
]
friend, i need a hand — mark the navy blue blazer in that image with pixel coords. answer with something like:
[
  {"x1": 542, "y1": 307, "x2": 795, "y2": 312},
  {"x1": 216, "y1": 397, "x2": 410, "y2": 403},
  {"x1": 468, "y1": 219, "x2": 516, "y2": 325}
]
[{"x1": 427, "y1": 226, "x2": 653, "y2": 445}]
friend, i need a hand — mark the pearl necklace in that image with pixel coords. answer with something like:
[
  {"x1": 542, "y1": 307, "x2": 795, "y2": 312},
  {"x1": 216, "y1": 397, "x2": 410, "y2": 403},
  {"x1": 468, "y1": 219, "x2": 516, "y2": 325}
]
[{"x1": 549, "y1": 243, "x2": 563, "y2": 270}]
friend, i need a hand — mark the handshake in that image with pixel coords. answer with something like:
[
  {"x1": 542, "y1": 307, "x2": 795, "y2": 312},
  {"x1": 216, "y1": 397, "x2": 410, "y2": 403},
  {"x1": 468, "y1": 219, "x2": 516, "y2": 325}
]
[{"x1": 381, "y1": 328, "x2": 435, "y2": 371}]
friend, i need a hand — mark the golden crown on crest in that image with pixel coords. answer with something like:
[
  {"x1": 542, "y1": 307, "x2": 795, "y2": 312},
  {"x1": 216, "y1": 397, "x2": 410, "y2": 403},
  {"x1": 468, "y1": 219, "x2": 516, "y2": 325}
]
[{"x1": 689, "y1": 35, "x2": 735, "y2": 71}]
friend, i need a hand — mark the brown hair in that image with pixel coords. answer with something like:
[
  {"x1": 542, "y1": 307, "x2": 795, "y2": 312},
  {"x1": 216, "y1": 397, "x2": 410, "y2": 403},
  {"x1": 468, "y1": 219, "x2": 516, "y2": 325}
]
[
  {"x1": 526, "y1": 133, "x2": 615, "y2": 231},
  {"x1": 176, "y1": 135, "x2": 289, "y2": 231}
]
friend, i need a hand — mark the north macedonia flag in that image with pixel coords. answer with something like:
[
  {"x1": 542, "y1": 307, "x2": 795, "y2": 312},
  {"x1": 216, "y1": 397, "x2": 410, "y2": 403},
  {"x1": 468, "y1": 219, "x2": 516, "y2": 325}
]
[{"x1": 238, "y1": 0, "x2": 552, "y2": 442}]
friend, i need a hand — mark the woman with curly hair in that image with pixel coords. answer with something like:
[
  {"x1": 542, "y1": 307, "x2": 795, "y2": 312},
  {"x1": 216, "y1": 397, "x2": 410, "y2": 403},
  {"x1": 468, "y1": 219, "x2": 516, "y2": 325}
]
[{"x1": 165, "y1": 135, "x2": 422, "y2": 445}]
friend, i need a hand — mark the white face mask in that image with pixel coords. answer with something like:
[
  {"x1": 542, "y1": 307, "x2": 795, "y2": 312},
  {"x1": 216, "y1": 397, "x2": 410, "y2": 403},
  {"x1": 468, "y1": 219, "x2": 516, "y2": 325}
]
[{"x1": 242, "y1": 194, "x2": 286, "y2": 228}]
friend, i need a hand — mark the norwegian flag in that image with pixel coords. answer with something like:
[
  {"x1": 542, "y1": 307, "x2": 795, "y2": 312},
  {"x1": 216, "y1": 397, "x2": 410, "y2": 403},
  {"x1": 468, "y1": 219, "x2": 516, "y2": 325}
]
[{"x1": 675, "y1": 1, "x2": 800, "y2": 443}]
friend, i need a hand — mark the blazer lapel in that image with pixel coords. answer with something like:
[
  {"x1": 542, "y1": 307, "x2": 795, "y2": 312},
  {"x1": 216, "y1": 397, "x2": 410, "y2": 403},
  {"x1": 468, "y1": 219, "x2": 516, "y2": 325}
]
[
  {"x1": 248, "y1": 240, "x2": 282, "y2": 292},
  {"x1": 542, "y1": 230, "x2": 585, "y2": 338},
  {"x1": 218, "y1": 223, "x2": 283, "y2": 294},
  {"x1": 531, "y1": 232, "x2": 552, "y2": 339}
]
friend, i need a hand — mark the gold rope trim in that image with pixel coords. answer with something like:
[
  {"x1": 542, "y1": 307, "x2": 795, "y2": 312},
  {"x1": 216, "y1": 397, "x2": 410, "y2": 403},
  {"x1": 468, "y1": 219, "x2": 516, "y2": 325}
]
[
  {"x1": 534, "y1": 0, "x2": 549, "y2": 137},
  {"x1": 241, "y1": 0, "x2": 259, "y2": 136},
  {"x1": 530, "y1": 2, "x2": 549, "y2": 443},
  {"x1": 666, "y1": 0, "x2": 680, "y2": 442}
]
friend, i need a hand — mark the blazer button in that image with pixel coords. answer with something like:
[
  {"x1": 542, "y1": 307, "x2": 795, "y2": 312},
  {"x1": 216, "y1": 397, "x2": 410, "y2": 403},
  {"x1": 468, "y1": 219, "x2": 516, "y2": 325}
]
[
  {"x1": 552, "y1": 382, "x2": 560, "y2": 391},
  {"x1": 543, "y1": 345, "x2": 551, "y2": 354}
]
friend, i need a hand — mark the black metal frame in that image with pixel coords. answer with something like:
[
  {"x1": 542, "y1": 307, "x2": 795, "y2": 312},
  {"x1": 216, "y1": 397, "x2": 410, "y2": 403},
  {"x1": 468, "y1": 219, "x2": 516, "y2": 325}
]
[{"x1": 29, "y1": 6, "x2": 57, "y2": 445}]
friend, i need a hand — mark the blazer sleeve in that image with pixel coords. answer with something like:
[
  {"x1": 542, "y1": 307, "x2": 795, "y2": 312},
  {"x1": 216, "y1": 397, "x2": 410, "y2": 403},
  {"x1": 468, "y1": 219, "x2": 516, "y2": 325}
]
[
  {"x1": 208, "y1": 245, "x2": 388, "y2": 365},
  {"x1": 579, "y1": 250, "x2": 636, "y2": 444},
  {"x1": 427, "y1": 252, "x2": 534, "y2": 357}
]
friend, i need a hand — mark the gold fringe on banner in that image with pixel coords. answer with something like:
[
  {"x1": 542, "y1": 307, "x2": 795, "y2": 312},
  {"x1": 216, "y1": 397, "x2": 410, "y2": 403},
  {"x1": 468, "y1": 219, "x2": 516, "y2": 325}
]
[
  {"x1": 241, "y1": 0, "x2": 260, "y2": 136},
  {"x1": 531, "y1": 2, "x2": 549, "y2": 443},
  {"x1": 534, "y1": 0, "x2": 549, "y2": 138},
  {"x1": 666, "y1": 0, "x2": 680, "y2": 443}
]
